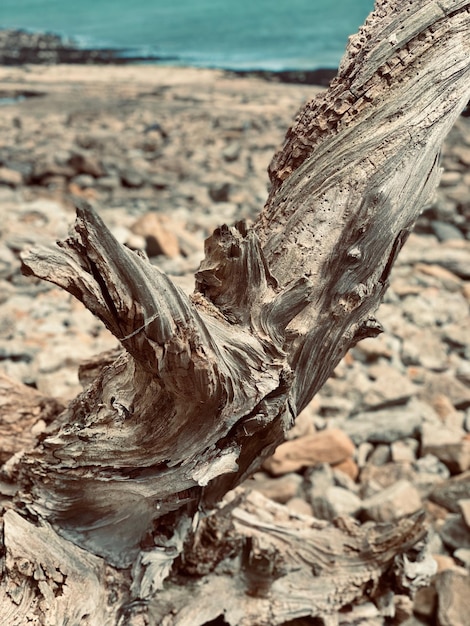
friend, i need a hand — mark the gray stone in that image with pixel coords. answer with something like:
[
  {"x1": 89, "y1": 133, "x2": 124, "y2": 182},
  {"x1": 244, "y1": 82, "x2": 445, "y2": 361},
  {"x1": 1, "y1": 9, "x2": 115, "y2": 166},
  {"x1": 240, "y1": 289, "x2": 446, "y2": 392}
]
[
  {"x1": 453, "y1": 145, "x2": 470, "y2": 166},
  {"x1": 442, "y1": 320, "x2": 470, "y2": 357},
  {"x1": 359, "y1": 363, "x2": 416, "y2": 410},
  {"x1": 401, "y1": 328, "x2": 449, "y2": 371},
  {"x1": 0, "y1": 244, "x2": 17, "y2": 279},
  {"x1": 457, "y1": 362, "x2": 470, "y2": 387},
  {"x1": 97, "y1": 175, "x2": 121, "y2": 190},
  {"x1": 306, "y1": 463, "x2": 334, "y2": 494},
  {"x1": 121, "y1": 167, "x2": 146, "y2": 188},
  {"x1": 310, "y1": 485, "x2": 361, "y2": 522},
  {"x1": 72, "y1": 174, "x2": 95, "y2": 188},
  {"x1": 318, "y1": 395, "x2": 354, "y2": 419},
  {"x1": 432, "y1": 220, "x2": 465, "y2": 241},
  {"x1": 208, "y1": 180, "x2": 231, "y2": 202},
  {"x1": 421, "y1": 372, "x2": 470, "y2": 410},
  {"x1": 360, "y1": 479, "x2": 422, "y2": 522},
  {"x1": 333, "y1": 466, "x2": 359, "y2": 494},
  {"x1": 420, "y1": 246, "x2": 470, "y2": 280},
  {"x1": 368, "y1": 444, "x2": 391, "y2": 466},
  {"x1": 413, "y1": 455, "x2": 451, "y2": 497},
  {"x1": 342, "y1": 406, "x2": 421, "y2": 445},
  {"x1": 247, "y1": 472, "x2": 303, "y2": 504},
  {"x1": 222, "y1": 141, "x2": 241, "y2": 162},
  {"x1": 356, "y1": 442, "x2": 374, "y2": 468},
  {"x1": 0, "y1": 339, "x2": 37, "y2": 363},
  {"x1": 421, "y1": 422, "x2": 470, "y2": 473},
  {"x1": 439, "y1": 514, "x2": 470, "y2": 551},
  {"x1": 401, "y1": 290, "x2": 468, "y2": 326},
  {"x1": 429, "y1": 471, "x2": 470, "y2": 512}
]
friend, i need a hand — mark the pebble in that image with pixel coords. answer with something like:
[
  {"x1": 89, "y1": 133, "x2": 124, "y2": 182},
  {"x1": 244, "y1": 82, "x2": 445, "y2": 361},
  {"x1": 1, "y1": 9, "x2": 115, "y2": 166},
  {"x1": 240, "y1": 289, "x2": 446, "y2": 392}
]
[
  {"x1": 341, "y1": 406, "x2": 421, "y2": 445},
  {"x1": 438, "y1": 514, "x2": 470, "y2": 551},
  {"x1": 429, "y1": 471, "x2": 470, "y2": 512},
  {"x1": 131, "y1": 212, "x2": 181, "y2": 258},
  {"x1": 263, "y1": 428, "x2": 355, "y2": 475},
  {"x1": 285, "y1": 497, "x2": 313, "y2": 517},
  {"x1": 435, "y1": 569, "x2": 470, "y2": 626},
  {"x1": 421, "y1": 422, "x2": 470, "y2": 473},
  {"x1": 246, "y1": 472, "x2": 302, "y2": 504},
  {"x1": 0, "y1": 165, "x2": 23, "y2": 186},
  {"x1": 360, "y1": 479, "x2": 423, "y2": 522},
  {"x1": 310, "y1": 485, "x2": 362, "y2": 521}
]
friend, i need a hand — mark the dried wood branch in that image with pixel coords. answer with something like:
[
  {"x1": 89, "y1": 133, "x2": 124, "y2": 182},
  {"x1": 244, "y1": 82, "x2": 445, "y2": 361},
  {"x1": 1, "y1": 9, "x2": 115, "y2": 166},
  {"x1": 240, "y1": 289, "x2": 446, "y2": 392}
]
[{"x1": 2, "y1": 0, "x2": 470, "y2": 623}]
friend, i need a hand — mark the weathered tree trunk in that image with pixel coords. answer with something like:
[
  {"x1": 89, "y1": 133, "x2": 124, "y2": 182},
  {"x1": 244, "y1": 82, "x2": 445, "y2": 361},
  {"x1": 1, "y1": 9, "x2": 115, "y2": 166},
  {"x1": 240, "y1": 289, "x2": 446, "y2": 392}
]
[{"x1": 1, "y1": 1, "x2": 470, "y2": 624}]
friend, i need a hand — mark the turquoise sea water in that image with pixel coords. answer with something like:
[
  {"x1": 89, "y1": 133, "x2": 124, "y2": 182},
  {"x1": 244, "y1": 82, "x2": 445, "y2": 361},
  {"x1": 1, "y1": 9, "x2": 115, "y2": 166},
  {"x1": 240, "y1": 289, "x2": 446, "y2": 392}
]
[{"x1": 0, "y1": 0, "x2": 375, "y2": 70}]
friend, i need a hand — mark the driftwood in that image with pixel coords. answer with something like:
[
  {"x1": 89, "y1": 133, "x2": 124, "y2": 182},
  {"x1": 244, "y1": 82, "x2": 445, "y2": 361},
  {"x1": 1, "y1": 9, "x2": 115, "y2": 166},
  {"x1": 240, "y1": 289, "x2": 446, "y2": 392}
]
[{"x1": 1, "y1": 0, "x2": 470, "y2": 624}]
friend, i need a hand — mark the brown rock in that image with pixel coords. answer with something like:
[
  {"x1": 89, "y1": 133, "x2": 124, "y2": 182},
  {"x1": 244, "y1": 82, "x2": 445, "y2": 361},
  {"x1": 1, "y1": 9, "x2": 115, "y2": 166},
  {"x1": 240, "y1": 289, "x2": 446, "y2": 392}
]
[
  {"x1": 391, "y1": 439, "x2": 417, "y2": 463},
  {"x1": 31, "y1": 158, "x2": 74, "y2": 182},
  {"x1": 436, "y1": 570, "x2": 470, "y2": 626},
  {"x1": 208, "y1": 180, "x2": 231, "y2": 202},
  {"x1": 439, "y1": 514, "x2": 470, "y2": 551},
  {"x1": 421, "y1": 372, "x2": 470, "y2": 410},
  {"x1": 414, "y1": 585, "x2": 437, "y2": 618},
  {"x1": 432, "y1": 394, "x2": 459, "y2": 420},
  {"x1": 433, "y1": 554, "x2": 463, "y2": 573},
  {"x1": 360, "y1": 363, "x2": 416, "y2": 410},
  {"x1": 264, "y1": 428, "x2": 355, "y2": 476},
  {"x1": 0, "y1": 166, "x2": 23, "y2": 187},
  {"x1": 333, "y1": 457, "x2": 359, "y2": 480},
  {"x1": 68, "y1": 182, "x2": 98, "y2": 200},
  {"x1": 67, "y1": 152, "x2": 104, "y2": 178},
  {"x1": 131, "y1": 213, "x2": 180, "y2": 258},
  {"x1": 401, "y1": 328, "x2": 449, "y2": 371},
  {"x1": 415, "y1": 263, "x2": 462, "y2": 291},
  {"x1": 360, "y1": 479, "x2": 422, "y2": 522},
  {"x1": 421, "y1": 422, "x2": 470, "y2": 473},
  {"x1": 285, "y1": 497, "x2": 313, "y2": 517},
  {"x1": 359, "y1": 462, "x2": 416, "y2": 496}
]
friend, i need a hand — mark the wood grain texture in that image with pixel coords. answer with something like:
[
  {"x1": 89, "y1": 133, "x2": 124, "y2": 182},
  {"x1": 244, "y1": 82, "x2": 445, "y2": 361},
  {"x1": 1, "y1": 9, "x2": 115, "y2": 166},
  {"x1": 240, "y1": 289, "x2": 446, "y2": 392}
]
[{"x1": 2, "y1": 0, "x2": 470, "y2": 623}]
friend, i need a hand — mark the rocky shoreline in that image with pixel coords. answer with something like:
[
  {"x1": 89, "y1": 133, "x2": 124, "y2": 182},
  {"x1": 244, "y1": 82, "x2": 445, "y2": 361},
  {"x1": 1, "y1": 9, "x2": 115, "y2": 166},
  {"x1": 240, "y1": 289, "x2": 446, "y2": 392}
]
[
  {"x1": 0, "y1": 61, "x2": 469, "y2": 625},
  {"x1": 0, "y1": 28, "x2": 173, "y2": 66},
  {"x1": 0, "y1": 28, "x2": 339, "y2": 86}
]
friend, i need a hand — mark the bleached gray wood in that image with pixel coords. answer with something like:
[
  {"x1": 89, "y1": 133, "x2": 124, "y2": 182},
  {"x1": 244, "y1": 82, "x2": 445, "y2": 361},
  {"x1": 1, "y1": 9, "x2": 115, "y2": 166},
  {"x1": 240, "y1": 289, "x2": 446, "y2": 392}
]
[{"x1": 1, "y1": 0, "x2": 470, "y2": 623}]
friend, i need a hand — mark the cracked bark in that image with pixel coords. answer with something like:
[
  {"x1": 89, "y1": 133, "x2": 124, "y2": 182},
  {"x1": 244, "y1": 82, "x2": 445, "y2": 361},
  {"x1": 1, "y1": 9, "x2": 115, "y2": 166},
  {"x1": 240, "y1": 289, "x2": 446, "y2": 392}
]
[{"x1": 1, "y1": 0, "x2": 470, "y2": 624}]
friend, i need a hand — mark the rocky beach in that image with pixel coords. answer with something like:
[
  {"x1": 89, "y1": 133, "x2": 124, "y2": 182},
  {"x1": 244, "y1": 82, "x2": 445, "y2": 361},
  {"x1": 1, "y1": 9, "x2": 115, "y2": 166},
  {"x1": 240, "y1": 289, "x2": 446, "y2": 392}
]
[{"x1": 0, "y1": 48, "x2": 470, "y2": 625}]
